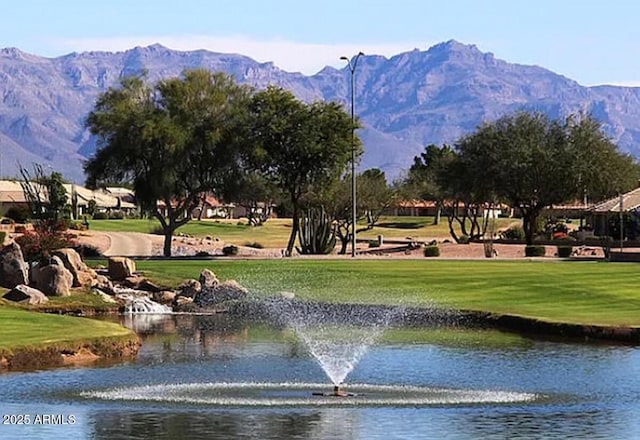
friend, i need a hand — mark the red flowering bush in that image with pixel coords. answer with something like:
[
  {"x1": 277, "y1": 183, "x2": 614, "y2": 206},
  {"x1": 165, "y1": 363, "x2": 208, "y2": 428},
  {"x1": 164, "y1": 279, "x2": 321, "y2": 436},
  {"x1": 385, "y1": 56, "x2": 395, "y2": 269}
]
[{"x1": 15, "y1": 226, "x2": 75, "y2": 264}]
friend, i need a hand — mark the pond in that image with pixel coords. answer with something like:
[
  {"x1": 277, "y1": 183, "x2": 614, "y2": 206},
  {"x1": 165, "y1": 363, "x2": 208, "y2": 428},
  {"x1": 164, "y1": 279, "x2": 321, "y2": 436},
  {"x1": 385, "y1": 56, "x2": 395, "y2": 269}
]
[{"x1": 2, "y1": 313, "x2": 640, "y2": 439}]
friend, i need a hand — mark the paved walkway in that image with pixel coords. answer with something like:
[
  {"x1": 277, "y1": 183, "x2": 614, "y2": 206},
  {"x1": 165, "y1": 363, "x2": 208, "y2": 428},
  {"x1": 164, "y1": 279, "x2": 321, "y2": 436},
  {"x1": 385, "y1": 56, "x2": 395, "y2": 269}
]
[{"x1": 102, "y1": 232, "x2": 155, "y2": 257}]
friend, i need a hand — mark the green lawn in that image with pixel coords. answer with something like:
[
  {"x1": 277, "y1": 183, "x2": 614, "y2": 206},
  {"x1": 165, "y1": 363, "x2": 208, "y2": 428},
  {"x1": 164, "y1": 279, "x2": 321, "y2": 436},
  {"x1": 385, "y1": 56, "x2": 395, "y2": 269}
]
[
  {"x1": 131, "y1": 259, "x2": 640, "y2": 327},
  {"x1": 0, "y1": 305, "x2": 133, "y2": 352},
  {"x1": 89, "y1": 216, "x2": 518, "y2": 248},
  {"x1": 89, "y1": 218, "x2": 293, "y2": 248}
]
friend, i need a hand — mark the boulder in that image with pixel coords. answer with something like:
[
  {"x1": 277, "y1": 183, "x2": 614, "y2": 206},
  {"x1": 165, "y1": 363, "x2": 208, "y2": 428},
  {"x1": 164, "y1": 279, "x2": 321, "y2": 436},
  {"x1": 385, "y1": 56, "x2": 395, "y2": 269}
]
[
  {"x1": 153, "y1": 290, "x2": 177, "y2": 304},
  {"x1": 95, "y1": 274, "x2": 114, "y2": 294},
  {"x1": 139, "y1": 279, "x2": 162, "y2": 293},
  {"x1": 49, "y1": 255, "x2": 65, "y2": 267},
  {"x1": 176, "y1": 279, "x2": 201, "y2": 298},
  {"x1": 174, "y1": 296, "x2": 194, "y2": 307},
  {"x1": 0, "y1": 242, "x2": 29, "y2": 289},
  {"x1": 91, "y1": 288, "x2": 118, "y2": 304},
  {"x1": 194, "y1": 279, "x2": 248, "y2": 307},
  {"x1": 108, "y1": 257, "x2": 136, "y2": 281},
  {"x1": 35, "y1": 263, "x2": 74, "y2": 296},
  {"x1": 123, "y1": 275, "x2": 145, "y2": 289},
  {"x1": 199, "y1": 269, "x2": 219, "y2": 289},
  {"x1": 53, "y1": 248, "x2": 96, "y2": 287},
  {"x1": 77, "y1": 270, "x2": 98, "y2": 288},
  {"x1": 3, "y1": 284, "x2": 49, "y2": 305}
]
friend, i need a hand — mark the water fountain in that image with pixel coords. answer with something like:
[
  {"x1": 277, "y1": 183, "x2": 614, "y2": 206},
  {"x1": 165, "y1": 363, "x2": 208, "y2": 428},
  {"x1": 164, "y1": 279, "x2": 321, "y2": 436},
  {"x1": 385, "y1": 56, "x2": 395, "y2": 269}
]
[
  {"x1": 81, "y1": 299, "x2": 539, "y2": 407},
  {"x1": 269, "y1": 299, "x2": 397, "y2": 397}
]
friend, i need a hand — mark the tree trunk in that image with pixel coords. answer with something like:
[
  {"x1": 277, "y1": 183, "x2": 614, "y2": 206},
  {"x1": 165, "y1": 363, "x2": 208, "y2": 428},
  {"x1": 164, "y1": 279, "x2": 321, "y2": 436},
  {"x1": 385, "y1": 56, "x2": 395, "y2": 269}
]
[
  {"x1": 163, "y1": 231, "x2": 172, "y2": 257},
  {"x1": 285, "y1": 204, "x2": 299, "y2": 257},
  {"x1": 434, "y1": 204, "x2": 441, "y2": 225},
  {"x1": 523, "y1": 211, "x2": 537, "y2": 246}
]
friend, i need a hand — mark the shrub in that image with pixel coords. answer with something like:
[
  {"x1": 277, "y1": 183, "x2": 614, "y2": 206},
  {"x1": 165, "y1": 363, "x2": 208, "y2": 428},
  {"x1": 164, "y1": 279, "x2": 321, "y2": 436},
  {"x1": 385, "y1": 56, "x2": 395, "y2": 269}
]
[
  {"x1": 500, "y1": 226, "x2": 525, "y2": 241},
  {"x1": 151, "y1": 225, "x2": 164, "y2": 235},
  {"x1": 5, "y1": 206, "x2": 30, "y2": 223},
  {"x1": 423, "y1": 245, "x2": 440, "y2": 257},
  {"x1": 73, "y1": 243, "x2": 102, "y2": 258},
  {"x1": 557, "y1": 246, "x2": 573, "y2": 258},
  {"x1": 222, "y1": 245, "x2": 238, "y2": 256},
  {"x1": 244, "y1": 242, "x2": 264, "y2": 249},
  {"x1": 368, "y1": 240, "x2": 380, "y2": 248},
  {"x1": 68, "y1": 220, "x2": 87, "y2": 231},
  {"x1": 195, "y1": 250, "x2": 211, "y2": 257},
  {"x1": 93, "y1": 212, "x2": 108, "y2": 220},
  {"x1": 15, "y1": 228, "x2": 75, "y2": 263},
  {"x1": 525, "y1": 245, "x2": 546, "y2": 257},
  {"x1": 458, "y1": 235, "x2": 470, "y2": 244},
  {"x1": 108, "y1": 210, "x2": 125, "y2": 220}
]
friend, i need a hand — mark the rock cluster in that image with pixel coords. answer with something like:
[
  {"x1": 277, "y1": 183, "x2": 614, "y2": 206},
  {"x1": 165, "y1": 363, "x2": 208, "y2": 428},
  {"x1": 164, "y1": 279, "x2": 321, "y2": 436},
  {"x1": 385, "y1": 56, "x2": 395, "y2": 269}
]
[
  {"x1": 1, "y1": 240, "x2": 251, "y2": 312},
  {"x1": 0, "y1": 241, "x2": 110, "y2": 301}
]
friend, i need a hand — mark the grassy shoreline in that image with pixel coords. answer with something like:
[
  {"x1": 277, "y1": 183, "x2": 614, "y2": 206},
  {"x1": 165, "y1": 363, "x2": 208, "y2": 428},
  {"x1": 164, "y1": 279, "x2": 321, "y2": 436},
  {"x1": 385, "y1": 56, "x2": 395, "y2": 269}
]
[
  {"x1": 131, "y1": 259, "x2": 640, "y2": 327},
  {"x1": 3, "y1": 257, "x2": 639, "y2": 371},
  {"x1": 0, "y1": 303, "x2": 138, "y2": 370}
]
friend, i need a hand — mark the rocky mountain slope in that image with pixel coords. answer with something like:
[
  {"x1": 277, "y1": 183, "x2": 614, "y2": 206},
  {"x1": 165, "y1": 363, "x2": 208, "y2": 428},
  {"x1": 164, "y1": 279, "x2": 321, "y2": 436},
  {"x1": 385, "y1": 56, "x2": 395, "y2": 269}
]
[{"x1": 1, "y1": 40, "x2": 639, "y2": 182}]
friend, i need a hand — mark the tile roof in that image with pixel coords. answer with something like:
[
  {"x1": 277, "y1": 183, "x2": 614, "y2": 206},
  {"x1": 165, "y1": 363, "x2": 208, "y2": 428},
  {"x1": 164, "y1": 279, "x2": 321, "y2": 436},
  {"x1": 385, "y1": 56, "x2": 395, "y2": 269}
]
[{"x1": 590, "y1": 187, "x2": 640, "y2": 213}]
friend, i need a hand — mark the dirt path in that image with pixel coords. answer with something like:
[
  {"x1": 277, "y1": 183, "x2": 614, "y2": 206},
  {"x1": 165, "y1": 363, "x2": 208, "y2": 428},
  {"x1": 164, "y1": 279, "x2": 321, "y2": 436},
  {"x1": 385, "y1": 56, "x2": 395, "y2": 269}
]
[{"x1": 101, "y1": 232, "x2": 158, "y2": 257}]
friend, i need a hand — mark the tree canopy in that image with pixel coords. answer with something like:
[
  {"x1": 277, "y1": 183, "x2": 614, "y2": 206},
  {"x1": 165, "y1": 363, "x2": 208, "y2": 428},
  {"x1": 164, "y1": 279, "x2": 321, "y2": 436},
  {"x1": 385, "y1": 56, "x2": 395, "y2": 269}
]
[
  {"x1": 247, "y1": 86, "x2": 358, "y2": 255},
  {"x1": 406, "y1": 112, "x2": 640, "y2": 245},
  {"x1": 85, "y1": 69, "x2": 252, "y2": 256}
]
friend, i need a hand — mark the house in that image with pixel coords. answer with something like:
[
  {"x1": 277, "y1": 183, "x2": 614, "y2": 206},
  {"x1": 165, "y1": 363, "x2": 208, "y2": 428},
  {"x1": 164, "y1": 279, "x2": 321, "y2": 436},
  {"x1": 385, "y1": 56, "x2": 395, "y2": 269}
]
[
  {"x1": 587, "y1": 188, "x2": 640, "y2": 238},
  {"x1": 385, "y1": 199, "x2": 507, "y2": 218},
  {"x1": 0, "y1": 180, "x2": 136, "y2": 219},
  {"x1": 105, "y1": 187, "x2": 136, "y2": 205},
  {"x1": 191, "y1": 194, "x2": 235, "y2": 219},
  {"x1": 0, "y1": 180, "x2": 30, "y2": 216},
  {"x1": 386, "y1": 199, "x2": 439, "y2": 217}
]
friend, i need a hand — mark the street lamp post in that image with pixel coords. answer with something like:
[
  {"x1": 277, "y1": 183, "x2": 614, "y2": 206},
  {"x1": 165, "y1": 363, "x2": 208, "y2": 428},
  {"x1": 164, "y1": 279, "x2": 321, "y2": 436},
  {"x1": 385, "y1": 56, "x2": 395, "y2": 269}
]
[{"x1": 341, "y1": 52, "x2": 364, "y2": 258}]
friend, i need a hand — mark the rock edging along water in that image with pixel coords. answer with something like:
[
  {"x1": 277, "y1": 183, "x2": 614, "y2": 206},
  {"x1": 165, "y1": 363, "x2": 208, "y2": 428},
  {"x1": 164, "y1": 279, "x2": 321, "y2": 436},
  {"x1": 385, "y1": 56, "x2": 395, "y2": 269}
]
[
  {"x1": 0, "y1": 334, "x2": 140, "y2": 371},
  {"x1": 474, "y1": 311, "x2": 640, "y2": 343}
]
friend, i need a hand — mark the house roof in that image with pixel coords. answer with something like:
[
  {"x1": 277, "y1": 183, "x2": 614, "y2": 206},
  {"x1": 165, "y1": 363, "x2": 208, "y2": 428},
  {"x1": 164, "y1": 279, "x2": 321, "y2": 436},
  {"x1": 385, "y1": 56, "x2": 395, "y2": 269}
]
[
  {"x1": 64, "y1": 184, "x2": 136, "y2": 209},
  {"x1": 396, "y1": 199, "x2": 437, "y2": 208},
  {"x1": 0, "y1": 180, "x2": 46, "y2": 203},
  {"x1": 590, "y1": 187, "x2": 640, "y2": 213},
  {"x1": 0, "y1": 180, "x2": 135, "y2": 209}
]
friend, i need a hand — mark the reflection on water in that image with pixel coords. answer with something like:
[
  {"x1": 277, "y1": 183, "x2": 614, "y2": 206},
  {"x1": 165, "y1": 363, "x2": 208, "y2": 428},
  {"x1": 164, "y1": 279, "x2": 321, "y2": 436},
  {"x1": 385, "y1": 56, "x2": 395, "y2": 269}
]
[
  {"x1": 90, "y1": 409, "x2": 348, "y2": 440},
  {"x1": 2, "y1": 314, "x2": 640, "y2": 439}
]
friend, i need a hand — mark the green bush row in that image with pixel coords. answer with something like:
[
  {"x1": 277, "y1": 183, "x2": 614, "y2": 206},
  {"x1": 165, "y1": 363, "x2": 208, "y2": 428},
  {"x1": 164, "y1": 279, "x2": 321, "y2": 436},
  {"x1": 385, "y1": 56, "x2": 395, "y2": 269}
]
[
  {"x1": 557, "y1": 246, "x2": 573, "y2": 258},
  {"x1": 423, "y1": 245, "x2": 440, "y2": 257},
  {"x1": 525, "y1": 245, "x2": 546, "y2": 257}
]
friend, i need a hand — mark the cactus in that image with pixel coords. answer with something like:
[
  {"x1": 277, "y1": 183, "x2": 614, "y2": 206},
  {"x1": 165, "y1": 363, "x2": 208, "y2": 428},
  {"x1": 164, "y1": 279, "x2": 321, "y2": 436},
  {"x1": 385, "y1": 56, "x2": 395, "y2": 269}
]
[{"x1": 296, "y1": 207, "x2": 336, "y2": 254}]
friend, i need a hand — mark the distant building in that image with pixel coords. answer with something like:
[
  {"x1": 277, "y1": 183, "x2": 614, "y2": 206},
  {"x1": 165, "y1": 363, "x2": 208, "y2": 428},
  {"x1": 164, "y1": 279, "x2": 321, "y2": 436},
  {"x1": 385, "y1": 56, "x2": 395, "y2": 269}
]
[
  {"x1": 0, "y1": 180, "x2": 136, "y2": 218},
  {"x1": 587, "y1": 188, "x2": 640, "y2": 237}
]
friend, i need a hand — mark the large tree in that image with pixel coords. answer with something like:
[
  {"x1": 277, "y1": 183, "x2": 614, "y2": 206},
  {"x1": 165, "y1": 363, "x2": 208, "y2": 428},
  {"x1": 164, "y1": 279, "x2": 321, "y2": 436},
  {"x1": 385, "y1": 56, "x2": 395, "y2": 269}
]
[
  {"x1": 567, "y1": 114, "x2": 640, "y2": 201},
  {"x1": 247, "y1": 86, "x2": 357, "y2": 256},
  {"x1": 318, "y1": 169, "x2": 395, "y2": 254},
  {"x1": 404, "y1": 144, "x2": 455, "y2": 225},
  {"x1": 85, "y1": 69, "x2": 252, "y2": 256},
  {"x1": 453, "y1": 111, "x2": 640, "y2": 245}
]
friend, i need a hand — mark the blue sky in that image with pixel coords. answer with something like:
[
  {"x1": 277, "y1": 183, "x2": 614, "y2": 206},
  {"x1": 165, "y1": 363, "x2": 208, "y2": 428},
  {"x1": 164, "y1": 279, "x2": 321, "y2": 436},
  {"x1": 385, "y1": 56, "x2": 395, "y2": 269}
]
[{"x1": 2, "y1": 0, "x2": 639, "y2": 86}]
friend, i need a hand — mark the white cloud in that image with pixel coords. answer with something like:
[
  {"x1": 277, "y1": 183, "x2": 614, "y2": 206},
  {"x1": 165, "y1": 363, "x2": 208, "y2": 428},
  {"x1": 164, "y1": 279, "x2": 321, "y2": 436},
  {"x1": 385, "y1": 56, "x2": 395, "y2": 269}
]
[{"x1": 51, "y1": 35, "x2": 428, "y2": 74}]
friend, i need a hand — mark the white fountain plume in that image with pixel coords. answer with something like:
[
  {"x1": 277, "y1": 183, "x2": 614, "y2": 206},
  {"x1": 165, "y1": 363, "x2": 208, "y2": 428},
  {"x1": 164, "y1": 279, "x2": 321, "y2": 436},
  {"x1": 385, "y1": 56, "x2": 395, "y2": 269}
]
[
  {"x1": 294, "y1": 324, "x2": 386, "y2": 385},
  {"x1": 266, "y1": 299, "x2": 398, "y2": 385}
]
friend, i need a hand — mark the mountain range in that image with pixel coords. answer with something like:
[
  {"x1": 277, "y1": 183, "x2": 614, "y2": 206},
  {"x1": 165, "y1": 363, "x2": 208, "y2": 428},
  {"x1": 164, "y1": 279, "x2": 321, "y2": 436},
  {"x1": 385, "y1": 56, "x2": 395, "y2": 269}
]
[{"x1": 1, "y1": 40, "x2": 640, "y2": 183}]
